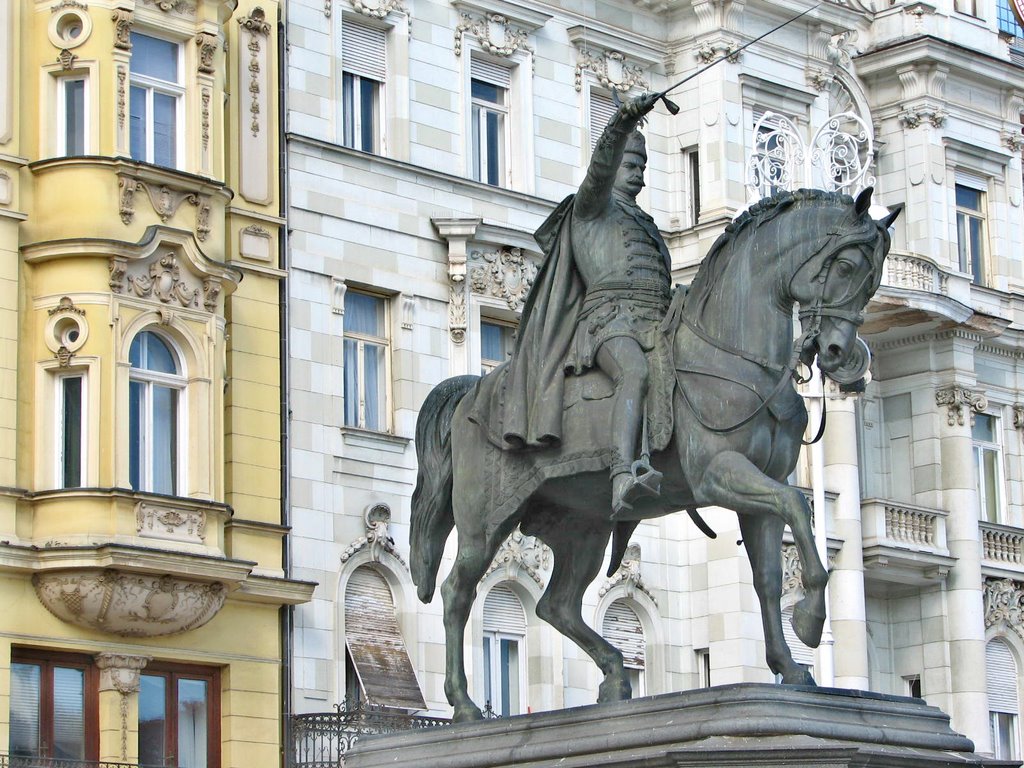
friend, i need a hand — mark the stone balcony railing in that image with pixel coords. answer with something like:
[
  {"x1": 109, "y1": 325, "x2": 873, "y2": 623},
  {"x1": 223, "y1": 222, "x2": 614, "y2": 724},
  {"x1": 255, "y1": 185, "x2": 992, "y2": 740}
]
[
  {"x1": 981, "y1": 521, "x2": 1024, "y2": 574},
  {"x1": 861, "y1": 498, "x2": 955, "y2": 584},
  {"x1": 880, "y1": 251, "x2": 948, "y2": 295}
]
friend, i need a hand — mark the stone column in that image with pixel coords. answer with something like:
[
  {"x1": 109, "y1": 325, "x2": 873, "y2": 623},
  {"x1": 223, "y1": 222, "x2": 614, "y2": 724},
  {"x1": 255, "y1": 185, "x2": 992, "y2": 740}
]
[
  {"x1": 96, "y1": 653, "x2": 151, "y2": 764},
  {"x1": 934, "y1": 383, "x2": 990, "y2": 753},
  {"x1": 823, "y1": 385, "x2": 870, "y2": 689}
]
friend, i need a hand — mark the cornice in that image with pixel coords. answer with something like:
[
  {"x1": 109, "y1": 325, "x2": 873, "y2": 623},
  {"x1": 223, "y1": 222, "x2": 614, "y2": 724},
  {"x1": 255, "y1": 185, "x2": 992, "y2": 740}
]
[
  {"x1": 566, "y1": 24, "x2": 663, "y2": 68},
  {"x1": 856, "y1": 34, "x2": 1022, "y2": 88},
  {"x1": 451, "y1": 0, "x2": 552, "y2": 32}
]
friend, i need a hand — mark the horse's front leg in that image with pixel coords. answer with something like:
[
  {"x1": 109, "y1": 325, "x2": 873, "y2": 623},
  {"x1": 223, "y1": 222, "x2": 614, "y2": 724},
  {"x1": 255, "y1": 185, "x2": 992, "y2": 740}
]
[
  {"x1": 693, "y1": 451, "x2": 828, "y2": 648},
  {"x1": 739, "y1": 513, "x2": 815, "y2": 685},
  {"x1": 440, "y1": 543, "x2": 492, "y2": 722}
]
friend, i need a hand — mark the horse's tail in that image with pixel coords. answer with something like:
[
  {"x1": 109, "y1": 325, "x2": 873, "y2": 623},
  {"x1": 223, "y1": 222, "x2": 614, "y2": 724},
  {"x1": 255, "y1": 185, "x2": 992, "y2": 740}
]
[{"x1": 411, "y1": 374, "x2": 479, "y2": 603}]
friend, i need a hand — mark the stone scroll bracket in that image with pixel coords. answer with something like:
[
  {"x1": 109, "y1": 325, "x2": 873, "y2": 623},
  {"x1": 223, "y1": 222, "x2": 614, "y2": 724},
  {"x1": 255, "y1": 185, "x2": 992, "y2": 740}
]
[
  {"x1": 935, "y1": 384, "x2": 987, "y2": 427},
  {"x1": 432, "y1": 217, "x2": 481, "y2": 353},
  {"x1": 340, "y1": 503, "x2": 406, "y2": 567},
  {"x1": 117, "y1": 172, "x2": 213, "y2": 242}
]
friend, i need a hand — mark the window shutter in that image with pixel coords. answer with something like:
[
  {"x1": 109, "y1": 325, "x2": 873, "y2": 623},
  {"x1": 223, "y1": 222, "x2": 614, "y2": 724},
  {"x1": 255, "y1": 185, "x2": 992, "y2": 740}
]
[
  {"x1": 471, "y1": 57, "x2": 511, "y2": 90},
  {"x1": 781, "y1": 606, "x2": 816, "y2": 667},
  {"x1": 343, "y1": 20, "x2": 386, "y2": 82},
  {"x1": 482, "y1": 584, "x2": 526, "y2": 634},
  {"x1": 987, "y1": 638, "x2": 1019, "y2": 714},
  {"x1": 590, "y1": 90, "x2": 616, "y2": 152},
  {"x1": 602, "y1": 600, "x2": 645, "y2": 669}
]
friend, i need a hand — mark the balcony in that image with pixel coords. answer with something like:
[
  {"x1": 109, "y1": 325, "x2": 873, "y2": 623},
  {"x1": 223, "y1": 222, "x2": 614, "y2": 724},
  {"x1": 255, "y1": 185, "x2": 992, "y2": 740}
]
[
  {"x1": 290, "y1": 702, "x2": 448, "y2": 768},
  {"x1": 861, "y1": 498, "x2": 956, "y2": 584},
  {"x1": 981, "y1": 521, "x2": 1024, "y2": 579},
  {"x1": 0, "y1": 757, "x2": 144, "y2": 768}
]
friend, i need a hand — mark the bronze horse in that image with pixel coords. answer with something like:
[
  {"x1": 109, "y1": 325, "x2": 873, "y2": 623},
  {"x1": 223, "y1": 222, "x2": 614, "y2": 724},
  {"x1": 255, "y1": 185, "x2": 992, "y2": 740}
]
[{"x1": 411, "y1": 188, "x2": 898, "y2": 721}]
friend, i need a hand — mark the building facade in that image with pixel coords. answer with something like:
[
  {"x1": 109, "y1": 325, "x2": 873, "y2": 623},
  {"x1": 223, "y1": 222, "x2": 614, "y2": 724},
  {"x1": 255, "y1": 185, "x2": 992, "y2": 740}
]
[
  {"x1": 0, "y1": 0, "x2": 312, "y2": 764},
  {"x1": 284, "y1": 0, "x2": 1024, "y2": 760}
]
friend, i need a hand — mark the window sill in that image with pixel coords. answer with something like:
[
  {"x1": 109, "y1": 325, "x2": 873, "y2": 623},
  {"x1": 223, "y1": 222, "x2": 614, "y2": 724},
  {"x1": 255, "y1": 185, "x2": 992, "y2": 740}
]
[{"x1": 340, "y1": 426, "x2": 411, "y2": 453}]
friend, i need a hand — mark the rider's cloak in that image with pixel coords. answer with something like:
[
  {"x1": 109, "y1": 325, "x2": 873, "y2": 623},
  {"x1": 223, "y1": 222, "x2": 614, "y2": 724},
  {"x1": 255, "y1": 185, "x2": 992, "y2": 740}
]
[{"x1": 467, "y1": 193, "x2": 584, "y2": 450}]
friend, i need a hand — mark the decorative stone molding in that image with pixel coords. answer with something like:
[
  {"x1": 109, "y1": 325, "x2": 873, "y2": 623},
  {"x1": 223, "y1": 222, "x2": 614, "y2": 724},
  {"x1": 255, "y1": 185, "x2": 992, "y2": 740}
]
[
  {"x1": 400, "y1": 294, "x2": 415, "y2": 330},
  {"x1": 109, "y1": 257, "x2": 127, "y2": 293},
  {"x1": 455, "y1": 12, "x2": 532, "y2": 59},
  {"x1": 57, "y1": 49, "x2": 77, "y2": 69},
  {"x1": 805, "y1": 68, "x2": 834, "y2": 92},
  {"x1": 433, "y1": 217, "x2": 481, "y2": 345},
  {"x1": 1014, "y1": 404, "x2": 1024, "y2": 431},
  {"x1": 341, "y1": 504, "x2": 406, "y2": 566},
  {"x1": 573, "y1": 47, "x2": 647, "y2": 93},
  {"x1": 116, "y1": 66, "x2": 127, "y2": 131},
  {"x1": 782, "y1": 544, "x2": 803, "y2": 597},
  {"x1": 332, "y1": 277, "x2": 347, "y2": 315},
  {"x1": 136, "y1": 501, "x2": 207, "y2": 543},
  {"x1": 195, "y1": 32, "x2": 217, "y2": 74},
  {"x1": 468, "y1": 247, "x2": 538, "y2": 311},
  {"x1": 111, "y1": 9, "x2": 133, "y2": 49},
  {"x1": 342, "y1": 0, "x2": 406, "y2": 18},
  {"x1": 985, "y1": 577, "x2": 1024, "y2": 629},
  {"x1": 0, "y1": 169, "x2": 11, "y2": 206},
  {"x1": 33, "y1": 569, "x2": 227, "y2": 636},
  {"x1": 600, "y1": 543, "x2": 657, "y2": 605},
  {"x1": 239, "y1": 8, "x2": 270, "y2": 138},
  {"x1": 48, "y1": 295, "x2": 85, "y2": 318},
  {"x1": 935, "y1": 385, "x2": 987, "y2": 427},
  {"x1": 897, "y1": 105, "x2": 947, "y2": 129},
  {"x1": 141, "y1": 0, "x2": 195, "y2": 14},
  {"x1": 691, "y1": 0, "x2": 745, "y2": 35},
  {"x1": 126, "y1": 253, "x2": 200, "y2": 307},
  {"x1": 45, "y1": 297, "x2": 88, "y2": 366},
  {"x1": 694, "y1": 39, "x2": 739, "y2": 65},
  {"x1": 118, "y1": 174, "x2": 212, "y2": 241},
  {"x1": 1002, "y1": 130, "x2": 1024, "y2": 154},
  {"x1": 485, "y1": 529, "x2": 551, "y2": 586},
  {"x1": 200, "y1": 88, "x2": 211, "y2": 153},
  {"x1": 96, "y1": 654, "x2": 150, "y2": 761},
  {"x1": 449, "y1": 275, "x2": 467, "y2": 344}
]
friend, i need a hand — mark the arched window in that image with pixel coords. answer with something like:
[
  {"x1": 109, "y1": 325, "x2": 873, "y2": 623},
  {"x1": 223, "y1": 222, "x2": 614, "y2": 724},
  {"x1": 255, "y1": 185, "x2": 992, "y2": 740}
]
[
  {"x1": 482, "y1": 584, "x2": 526, "y2": 716},
  {"x1": 129, "y1": 331, "x2": 184, "y2": 495},
  {"x1": 602, "y1": 600, "x2": 646, "y2": 696},
  {"x1": 988, "y1": 638, "x2": 1020, "y2": 759},
  {"x1": 779, "y1": 605, "x2": 815, "y2": 682}
]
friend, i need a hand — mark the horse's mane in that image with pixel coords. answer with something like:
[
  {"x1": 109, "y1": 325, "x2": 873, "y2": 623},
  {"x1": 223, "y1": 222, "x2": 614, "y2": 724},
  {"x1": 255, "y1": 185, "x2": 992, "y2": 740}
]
[{"x1": 686, "y1": 188, "x2": 857, "y2": 322}]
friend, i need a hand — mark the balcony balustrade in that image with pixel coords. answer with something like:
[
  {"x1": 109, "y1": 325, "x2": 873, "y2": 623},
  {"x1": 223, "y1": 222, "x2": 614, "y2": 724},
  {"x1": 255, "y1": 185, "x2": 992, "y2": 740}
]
[
  {"x1": 0, "y1": 756, "x2": 144, "y2": 768},
  {"x1": 861, "y1": 498, "x2": 955, "y2": 583},
  {"x1": 981, "y1": 521, "x2": 1024, "y2": 579}
]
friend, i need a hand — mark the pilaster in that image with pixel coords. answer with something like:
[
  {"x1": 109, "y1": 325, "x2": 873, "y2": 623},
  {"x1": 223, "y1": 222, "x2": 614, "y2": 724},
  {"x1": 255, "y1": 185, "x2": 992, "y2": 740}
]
[
  {"x1": 96, "y1": 653, "x2": 151, "y2": 764},
  {"x1": 432, "y1": 217, "x2": 481, "y2": 376}
]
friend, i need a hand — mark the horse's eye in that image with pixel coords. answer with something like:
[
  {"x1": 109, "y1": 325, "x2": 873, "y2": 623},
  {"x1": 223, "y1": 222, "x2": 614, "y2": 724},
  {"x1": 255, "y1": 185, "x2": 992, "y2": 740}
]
[{"x1": 836, "y1": 261, "x2": 854, "y2": 278}]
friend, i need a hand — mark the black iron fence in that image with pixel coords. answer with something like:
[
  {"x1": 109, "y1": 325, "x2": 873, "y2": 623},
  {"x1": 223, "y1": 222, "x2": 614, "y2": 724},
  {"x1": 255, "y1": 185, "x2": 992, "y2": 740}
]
[{"x1": 289, "y1": 702, "x2": 449, "y2": 768}]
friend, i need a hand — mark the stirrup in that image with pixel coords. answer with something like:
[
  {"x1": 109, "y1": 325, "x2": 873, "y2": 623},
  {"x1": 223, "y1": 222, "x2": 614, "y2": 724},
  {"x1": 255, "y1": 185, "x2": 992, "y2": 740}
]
[{"x1": 629, "y1": 458, "x2": 663, "y2": 499}]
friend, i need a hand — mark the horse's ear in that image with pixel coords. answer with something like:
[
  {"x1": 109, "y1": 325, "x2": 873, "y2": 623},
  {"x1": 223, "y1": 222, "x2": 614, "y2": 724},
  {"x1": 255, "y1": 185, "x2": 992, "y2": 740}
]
[
  {"x1": 879, "y1": 206, "x2": 900, "y2": 230},
  {"x1": 854, "y1": 186, "x2": 873, "y2": 215}
]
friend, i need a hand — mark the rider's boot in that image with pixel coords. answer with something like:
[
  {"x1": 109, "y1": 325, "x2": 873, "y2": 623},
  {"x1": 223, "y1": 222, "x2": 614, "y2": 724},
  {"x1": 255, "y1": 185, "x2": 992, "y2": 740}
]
[{"x1": 610, "y1": 469, "x2": 638, "y2": 521}]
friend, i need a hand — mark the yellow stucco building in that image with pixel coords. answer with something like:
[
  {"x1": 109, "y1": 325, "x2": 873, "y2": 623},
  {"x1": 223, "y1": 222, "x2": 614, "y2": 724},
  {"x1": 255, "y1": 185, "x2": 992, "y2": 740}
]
[{"x1": 0, "y1": 0, "x2": 312, "y2": 764}]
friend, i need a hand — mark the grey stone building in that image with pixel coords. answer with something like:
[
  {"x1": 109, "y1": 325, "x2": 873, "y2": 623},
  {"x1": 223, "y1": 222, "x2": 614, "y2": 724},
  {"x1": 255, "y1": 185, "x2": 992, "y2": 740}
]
[{"x1": 282, "y1": 0, "x2": 1024, "y2": 759}]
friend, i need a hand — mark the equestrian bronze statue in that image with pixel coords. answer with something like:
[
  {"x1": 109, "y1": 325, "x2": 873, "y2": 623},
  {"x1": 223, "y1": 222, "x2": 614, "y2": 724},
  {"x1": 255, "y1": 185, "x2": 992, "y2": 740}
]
[{"x1": 410, "y1": 93, "x2": 899, "y2": 722}]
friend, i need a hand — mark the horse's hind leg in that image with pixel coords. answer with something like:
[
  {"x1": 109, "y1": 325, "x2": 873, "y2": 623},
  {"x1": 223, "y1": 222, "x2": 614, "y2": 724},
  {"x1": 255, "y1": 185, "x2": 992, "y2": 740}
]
[
  {"x1": 534, "y1": 521, "x2": 630, "y2": 702},
  {"x1": 694, "y1": 451, "x2": 828, "y2": 648},
  {"x1": 739, "y1": 513, "x2": 815, "y2": 685},
  {"x1": 440, "y1": 514, "x2": 509, "y2": 722}
]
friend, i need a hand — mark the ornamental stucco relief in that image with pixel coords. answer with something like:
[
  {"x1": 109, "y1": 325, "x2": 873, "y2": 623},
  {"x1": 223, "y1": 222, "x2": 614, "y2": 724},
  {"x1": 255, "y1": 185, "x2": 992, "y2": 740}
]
[
  {"x1": 468, "y1": 247, "x2": 538, "y2": 311},
  {"x1": 485, "y1": 529, "x2": 551, "y2": 587},
  {"x1": 341, "y1": 504, "x2": 406, "y2": 566},
  {"x1": 33, "y1": 569, "x2": 227, "y2": 636},
  {"x1": 136, "y1": 501, "x2": 207, "y2": 544},
  {"x1": 935, "y1": 384, "x2": 987, "y2": 427},
  {"x1": 600, "y1": 542, "x2": 657, "y2": 605},
  {"x1": 985, "y1": 577, "x2": 1024, "y2": 629}
]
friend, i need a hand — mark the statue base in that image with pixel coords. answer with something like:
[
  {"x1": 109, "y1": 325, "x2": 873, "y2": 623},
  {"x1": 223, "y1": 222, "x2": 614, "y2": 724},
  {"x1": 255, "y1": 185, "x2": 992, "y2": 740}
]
[{"x1": 344, "y1": 684, "x2": 1017, "y2": 768}]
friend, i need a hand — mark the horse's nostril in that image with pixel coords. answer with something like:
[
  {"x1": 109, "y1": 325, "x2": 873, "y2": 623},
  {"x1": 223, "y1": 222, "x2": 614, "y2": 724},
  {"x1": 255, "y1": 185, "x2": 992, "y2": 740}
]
[{"x1": 828, "y1": 344, "x2": 842, "y2": 358}]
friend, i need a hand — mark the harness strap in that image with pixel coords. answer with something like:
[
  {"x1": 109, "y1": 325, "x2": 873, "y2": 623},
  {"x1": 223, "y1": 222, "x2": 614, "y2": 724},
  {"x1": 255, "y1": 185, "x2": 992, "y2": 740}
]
[{"x1": 680, "y1": 313, "x2": 788, "y2": 374}]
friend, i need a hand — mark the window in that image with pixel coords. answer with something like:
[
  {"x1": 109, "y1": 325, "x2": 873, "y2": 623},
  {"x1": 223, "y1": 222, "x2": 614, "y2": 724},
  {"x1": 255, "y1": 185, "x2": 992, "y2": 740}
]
[
  {"x1": 973, "y1": 412, "x2": 1003, "y2": 524},
  {"x1": 904, "y1": 675, "x2": 922, "y2": 699},
  {"x1": 602, "y1": 601, "x2": 646, "y2": 696},
  {"x1": 470, "y1": 59, "x2": 510, "y2": 187},
  {"x1": 343, "y1": 291, "x2": 388, "y2": 431},
  {"x1": 9, "y1": 649, "x2": 97, "y2": 761},
  {"x1": 58, "y1": 76, "x2": 86, "y2": 156},
  {"x1": 955, "y1": 0, "x2": 980, "y2": 16},
  {"x1": 589, "y1": 88, "x2": 615, "y2": 154},
  {"x1": 695, "y1": 649, "x2": 711, "y2": 688},
  {"x1": 57, "y1": 373, "x2": 84, "y2": 488},
  {"x1": 998, "y1": 0, "x2": 1024, "y2": 35},
  {"x1": 129, "y1": 331, "x2": 184, "y2": 495},
  {"x1": 684, "y1": 146, "x2": 701, "y2": 227},
  {"x1": 342, "y1": 20, "x2": 385, "y2": 153},
  {"x1": 139, "y1": 663, "x2": 219, "y2": 768},
  {"x1": 480, "y1": 320, "x2": 514, "y2": 374},
  {"x1": 482, "y1": 584, "x2": 526, "y2": 716},
  {"x1": 956, "y1": 184, "x2": 986, "y2": 285},
  {"x1": 777, "y1": 605, "x2": 814, "y2": 682},
  {"x1": 988, "y1": 638, "x2": 1020, "y2": 760},
  {"x1": 882, "y1": 394, "x2": 913, "y2": 502},
  {"x1": 129, "y1": 32, "x2": 183, "y2": 167}
]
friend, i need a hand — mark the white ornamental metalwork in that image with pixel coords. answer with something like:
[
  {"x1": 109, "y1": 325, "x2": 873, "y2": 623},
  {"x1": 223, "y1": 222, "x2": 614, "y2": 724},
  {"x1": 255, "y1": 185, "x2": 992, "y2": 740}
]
[{"x1": 746, "y1": 111, "x2": 874, "y2": 203}]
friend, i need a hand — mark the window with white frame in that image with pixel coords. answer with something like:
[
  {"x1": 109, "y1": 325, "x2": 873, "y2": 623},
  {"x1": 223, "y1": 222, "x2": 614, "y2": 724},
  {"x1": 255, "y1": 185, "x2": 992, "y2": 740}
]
[
  {"x1": 955, "y1": 0, "x2": 980, "y2": 16},
  {"x1": 973, "y1": 412, "x2": 1003, "y2": 524},
  {"x1": 695, "y1": 648, "x2": 710, "y2": 688},
  {"x1": 602, "y1": 600, "x2": 646, "y2": 697},
  {"x1": 956, "y1": 183, "x2": 987, "y2": 285},
  {"x1": 128, "y1": 331, "x2": 184, "y2": 496},
  {"x1": 129, "y1": 32, "x2": 183, "y2": 168},
  {"x1": 882, "y1": 393, "x2": 914, "y2": 503},
  {"x1": 588, "y1": 88, "x2": 615, "y2": 154},
  {"x1": 777, "y1": 605, "x2": 815, "y2": 682},
  {"x1": 683, "y1": 146, "x2": 701, "y2": 227},
  {"x1": 343, "y1": 290, "x2": 389, "y2": 432},
  {"x1": 482, "y1": 584, "x2": 526, "y2": 716},
  {"x1": 988, "y1": 638, "x2": 1020, "y2": 760},
  {"x1": 480, "y1": 319, "x2": 515, "y2": 375},
  {"x1": 342, "y1": 19, "x2": 385, "y2": 153},
  {"x1": 57, "y1": 76, "x2": 87, "y2": 156},
  {"x1": 56, "y1": 373, "x2": 85, "y2": 489},
  {"x1": 470, "y1": 59, "x2": 510, "y2": 187}
]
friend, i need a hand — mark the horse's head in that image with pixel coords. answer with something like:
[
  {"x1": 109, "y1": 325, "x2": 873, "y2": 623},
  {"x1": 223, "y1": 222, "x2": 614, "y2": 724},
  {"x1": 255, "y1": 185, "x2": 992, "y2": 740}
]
[{"x1": 787, "y1": 187, "x2": 899, "y2": 382}]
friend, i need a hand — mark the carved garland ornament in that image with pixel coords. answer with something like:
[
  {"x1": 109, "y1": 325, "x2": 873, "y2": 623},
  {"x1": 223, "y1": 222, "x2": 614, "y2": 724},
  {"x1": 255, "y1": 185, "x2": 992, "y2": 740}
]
[
  {"x1": 137, "y1": 502, "x2": 207, "y2": 543},
  {"x1": 141, "y1": 0, "x2": 196, "y2": 15},
  {"x1": 935, "y1": 384, "x2": 988, "y2": 427},
  {"x1": 239, "y1": 8, "x2": 271, "y2": 138},
  {"x1": 332, "y1": 0, "x2": 406, "y2": 18},
  {"x1": 455, "y1": 12, "x2": 532, "y2": 59},
  {"x1": 485, "y1": 529, "x2": 551, "y2": 587},
  {"x1": 694, "y1": 39, "x2": 739, "y2": 65},
  {"x1": 573, "y1": 46, "x2": 648, "y2": 93},
  {"x1": 468, "y1": 248, "x2": 538, "y2": 311},
  {"x1": 118, "y1": 175, "x2": 212, "y2": 241},
  {"x1": 33, "y1": 569, "x2": 227, "y2": 637},
  {"x1": 897, "y1": 106, "x2": 947, "y2": 129},
  {"x1": 96, "y1": 654, "x2": 150, "y2": 760},
  {"x1": 985, "y1": 577, "x2": 1024, "y2": 629},
  {"x1": 340, "y1": 504, "x2": 406, "y2": 566},
  {"x1": 599, "y1": 543, "x2": 657, "y2": 605},
  {"x1": 449, "y1": 275, "x2": 467, "y2": 344},
  {"x1": 116, "y1": 66, "x2": 127, "y2": 129}
]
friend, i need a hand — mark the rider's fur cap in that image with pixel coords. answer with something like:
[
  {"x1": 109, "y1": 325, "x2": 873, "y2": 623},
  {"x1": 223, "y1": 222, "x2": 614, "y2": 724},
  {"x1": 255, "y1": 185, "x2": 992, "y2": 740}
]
[{"x1": 624, "y1": 130, "x2": 647, "y2": 162}]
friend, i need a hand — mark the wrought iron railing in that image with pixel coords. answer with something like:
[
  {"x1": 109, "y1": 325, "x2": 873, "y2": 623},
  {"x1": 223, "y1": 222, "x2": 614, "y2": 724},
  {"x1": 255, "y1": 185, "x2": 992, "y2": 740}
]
[
  {"x1": 290, "y1": 701, "x2": 448, "y2": 768},
  {"x1": 0, "y1": 756, "x2": 145, "y2": 768}
]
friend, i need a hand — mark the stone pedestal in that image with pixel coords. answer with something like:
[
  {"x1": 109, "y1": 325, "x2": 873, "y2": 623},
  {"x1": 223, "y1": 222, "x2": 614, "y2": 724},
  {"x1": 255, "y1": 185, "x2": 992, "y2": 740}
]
[{"x1": 345, "y1": 684, "x2": 1019, "y2": 768}]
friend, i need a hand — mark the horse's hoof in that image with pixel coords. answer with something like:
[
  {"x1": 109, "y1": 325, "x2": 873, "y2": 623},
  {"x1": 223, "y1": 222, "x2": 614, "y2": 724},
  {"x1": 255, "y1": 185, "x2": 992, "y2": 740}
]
[
  {"x1": 781, "y1": 667, "x2": 817, "y2": 686},
  {"x1": 452, "y1": 704, "x2": 485, "y2": 722},
  {"x1": 792, "y1": 596, "x2": 825, "y2": 648},
  {"x1": 597, "y1": 671, "x2": 632, "y2": 703}
]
